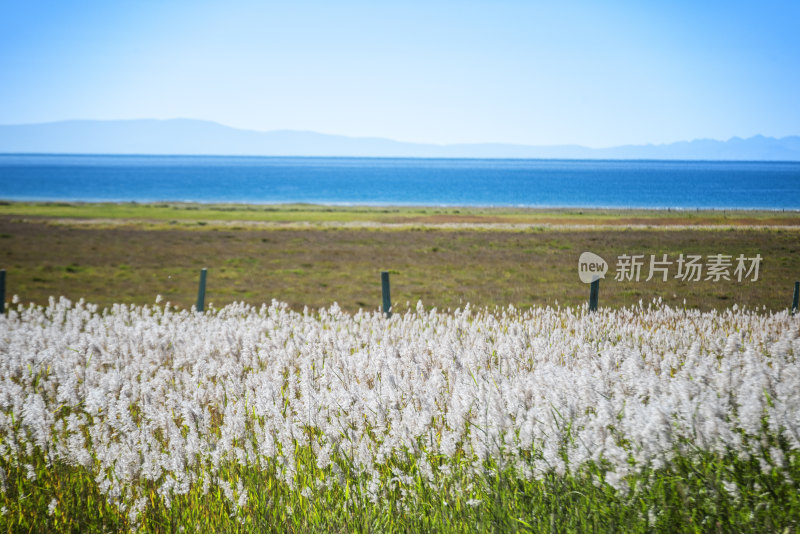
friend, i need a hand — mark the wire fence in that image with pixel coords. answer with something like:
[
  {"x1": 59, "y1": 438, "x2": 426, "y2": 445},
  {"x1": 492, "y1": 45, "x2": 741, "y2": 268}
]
[{"x1": 0, "y1": 267, "x2": 798, "y2": 317}]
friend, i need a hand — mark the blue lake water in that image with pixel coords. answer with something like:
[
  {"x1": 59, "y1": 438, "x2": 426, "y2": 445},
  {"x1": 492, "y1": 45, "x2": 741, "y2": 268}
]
[{"x1": 0, "y1": 154, "x2": 799, "y2": 209}]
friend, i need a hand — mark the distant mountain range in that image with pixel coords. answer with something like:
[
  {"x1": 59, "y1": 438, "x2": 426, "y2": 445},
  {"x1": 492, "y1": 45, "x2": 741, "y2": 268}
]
[{"x1": 1, "y1": 119, "x2": 799, "y2": 160}]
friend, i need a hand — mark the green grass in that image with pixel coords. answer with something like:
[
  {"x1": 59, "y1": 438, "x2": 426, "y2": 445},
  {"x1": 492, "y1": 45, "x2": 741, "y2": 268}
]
[
  {"x1": 2, "y1": 200, "x2": 800, "y2": 227},
  {"x1": 3, "y1": 439, "x2": 798, "y2": 532}
]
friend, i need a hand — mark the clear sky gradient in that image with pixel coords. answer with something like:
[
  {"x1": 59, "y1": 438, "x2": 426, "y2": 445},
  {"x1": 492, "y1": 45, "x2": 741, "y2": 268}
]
[{"x1": 1, "y1": 1, "x2": 798, "y2": 147}]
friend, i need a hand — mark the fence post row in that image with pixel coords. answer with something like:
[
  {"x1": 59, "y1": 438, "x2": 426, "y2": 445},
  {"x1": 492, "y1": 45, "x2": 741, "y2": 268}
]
[
  {"x1": 381, "y1": 271, "x2": 392, "y2": 318},
  {"x1": 197, "y1": 268, "x2": 208, "y2": 312},
  {"x1": 0, "y1": 267, "x2": 796, "y2": 316}
]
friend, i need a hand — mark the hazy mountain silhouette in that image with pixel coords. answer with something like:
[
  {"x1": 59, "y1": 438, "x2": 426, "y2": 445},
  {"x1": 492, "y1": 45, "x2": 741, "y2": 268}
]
[{"x1": 1, "y1": 119, "x2": 799, "y2": 160}]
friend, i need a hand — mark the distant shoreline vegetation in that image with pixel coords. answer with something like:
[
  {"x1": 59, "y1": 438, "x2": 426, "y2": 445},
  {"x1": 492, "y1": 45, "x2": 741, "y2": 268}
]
[
  {"x1": 3, "y1": 200, "x2": 800, "y2": 212},
  {"x1": 1, "y1": 201, "x2": 799, "y2": 228}
]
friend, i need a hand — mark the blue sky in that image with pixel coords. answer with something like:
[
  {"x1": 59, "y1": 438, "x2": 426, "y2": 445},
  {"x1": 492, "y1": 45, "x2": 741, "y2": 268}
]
[{"x1": 1, "y1": 1, "x2": 798, "y2": 147}]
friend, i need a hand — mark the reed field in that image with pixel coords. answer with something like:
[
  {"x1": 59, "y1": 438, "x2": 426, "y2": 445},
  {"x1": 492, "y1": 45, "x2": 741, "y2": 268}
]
[{"x1": 0, "y1": 297, "x2": 799, "y2": 532}]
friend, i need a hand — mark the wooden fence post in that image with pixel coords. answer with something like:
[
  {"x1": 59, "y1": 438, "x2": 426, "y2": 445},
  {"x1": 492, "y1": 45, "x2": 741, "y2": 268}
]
[
  {"x1": 793, "y1": 281, "x2": 799, "y2": 316},
  {"x1": 589, "y1": 279, "x2": 599, "y2": 313},
  {"x1": 381, "y1": 271, "x2": 391, "y2": 318},
  {"x1": 197, "y1": 268, "x2": 207, "y2": 312},
  {"x1": 0, "y1": 269, "x2": 5, "y2": 314}
]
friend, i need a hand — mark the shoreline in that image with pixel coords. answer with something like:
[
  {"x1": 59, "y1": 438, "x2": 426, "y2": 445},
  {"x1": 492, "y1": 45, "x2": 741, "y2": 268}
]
[{"x1": 3, "y1": 198, "x2": 800, "y2": 212}]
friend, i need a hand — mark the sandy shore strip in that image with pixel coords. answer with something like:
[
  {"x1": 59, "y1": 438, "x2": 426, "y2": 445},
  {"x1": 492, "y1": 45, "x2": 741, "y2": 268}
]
[{"x1": 9, "y1": 216, "x2": 800, "y2": 232}]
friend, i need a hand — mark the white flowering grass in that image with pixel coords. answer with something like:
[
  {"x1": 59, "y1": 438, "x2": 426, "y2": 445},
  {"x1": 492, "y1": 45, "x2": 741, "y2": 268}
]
[{"x1": 1, "y1": 297, "x2": 799, "y2": 532}]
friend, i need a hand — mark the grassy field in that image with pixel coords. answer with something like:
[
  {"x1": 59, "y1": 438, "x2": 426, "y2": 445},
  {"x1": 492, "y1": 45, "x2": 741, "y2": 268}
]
[{"x1": 1, "y1": 201, "x2": 799, "y2": 312}]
